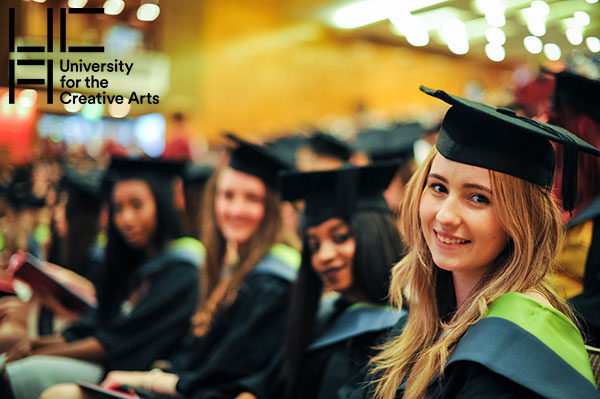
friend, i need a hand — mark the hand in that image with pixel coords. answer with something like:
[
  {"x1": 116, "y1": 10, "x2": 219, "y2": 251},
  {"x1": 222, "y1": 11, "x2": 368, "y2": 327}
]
[
  {"x1": 32, "y1": 291, "x2": 82, "y2": 321},
  {"x1": 101, "y1": 371, "x2": 147, "y2": 390},
  {"x1": 5, "y1": 336, "x2": 32, "y2": 363}
]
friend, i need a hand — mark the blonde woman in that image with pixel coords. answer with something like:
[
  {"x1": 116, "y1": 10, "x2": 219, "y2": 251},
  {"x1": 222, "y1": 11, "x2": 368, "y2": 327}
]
[{"x1": 369, "y1": 87, "x2": 599, "y2": 399}]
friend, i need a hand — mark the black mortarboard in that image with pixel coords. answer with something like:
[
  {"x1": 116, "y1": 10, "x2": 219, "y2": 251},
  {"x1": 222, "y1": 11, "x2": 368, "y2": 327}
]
[
  {"x1": 264, "y1": 135, "x2": 309, "y2": 166},
  {"x1": 103, "y1": 157, "x2": 185, "y2": 198},
  {"x1": 279, "y1": 162, "x2": 397, "y2": 227},
  {"x1": 420, "y1": 85, "x2": 600, "y2": 212},
  {"x1": 307, "y1": 132, "x2": 353, "y2": 162},
  {"x1": 227, "y1": 134, "x2": 293, "y2": 189},
  {"x1": 183, "y1": 164, "x2": 214, "y2": 186},
  {"x1": 355, "y1": 123, "x2": 422, "y2": 163},
  {"x1": 60, "y1": 166, "x2": 103, "y2": 198},
  {"x1": 553, "y1": 70, "x2": 600, "y2": 123}
]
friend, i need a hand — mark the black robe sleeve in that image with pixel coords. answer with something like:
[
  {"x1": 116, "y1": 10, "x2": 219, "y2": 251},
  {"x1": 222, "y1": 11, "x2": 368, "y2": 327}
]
[
  {"x1": 428, "y1": 361, "x2": 544, "y2": 399},
  {"x1": 94, "y1": 261, "x2": 199, "y2": 371},
  {"x1": 175, "y1": 273, "x2": 291, "y2": 399}
]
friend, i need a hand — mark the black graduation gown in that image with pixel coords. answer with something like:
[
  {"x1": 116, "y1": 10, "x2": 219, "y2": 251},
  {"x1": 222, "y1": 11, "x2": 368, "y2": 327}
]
[
  {"x1": 173, "y1": 246, "x2": 299, "y2": 399},
  {"x1": 62, "y1": 238, "x2": 202, "y2": 371},
  {"x1": 565, "y1": 195, "x2": 600, "y2": 347},
  {"x1": 244, "y1": 296, "x2": 407, "y2": 399}
]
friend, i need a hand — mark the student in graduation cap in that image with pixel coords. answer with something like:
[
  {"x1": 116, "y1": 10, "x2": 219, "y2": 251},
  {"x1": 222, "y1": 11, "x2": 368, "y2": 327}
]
[
  {"x1": 296, "y1": 132, "x2": 354, "y2": 171},
  {"x1": 42, "y1": 135, "x2": 301, "y2": 399},
  {"x1": 0, "y1": 167, "x2": 105, "y2": 353},
  {"x1": 368, "y1": 86, "x2": 599, "y2": 399},
  {"x1": 354, "y1": 123, "x2": 422, "y2": 212},
  {"x1": 1, "y1": 158, "x2": 203, "y2": 399},
  {"x1": 546, "y1": 71, "x2": 600, "y2": 347},
  {"x1": 242, "y1": 162, "x2": 407, "y2": 399}
]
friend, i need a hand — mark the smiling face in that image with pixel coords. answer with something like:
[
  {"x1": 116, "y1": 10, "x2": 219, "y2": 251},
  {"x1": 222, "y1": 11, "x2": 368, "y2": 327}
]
[
  {"x1": 112, "y1": 179, "x2": 157, "y2": 249},
  {"x1": 306, "y1": 218, "x2": 356, "y2": 294},
  {"x1": 419, "y1": 154, "x2": 508, "y2": 292},
  {"x1": 214, "y1": 168, "x2": 267, "y2": 247}
]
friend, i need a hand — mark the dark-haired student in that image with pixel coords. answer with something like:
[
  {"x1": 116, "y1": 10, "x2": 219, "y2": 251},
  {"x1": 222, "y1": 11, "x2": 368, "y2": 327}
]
[
  {"x1": 0, "y1": 158, "x2": 203, "y2": 399},
  {"x1": 41, "y1": 135, "x2": 300, "y2": 399},
  {"x1": 241, "y1": 163, "x2": 407, "y2": 399}
]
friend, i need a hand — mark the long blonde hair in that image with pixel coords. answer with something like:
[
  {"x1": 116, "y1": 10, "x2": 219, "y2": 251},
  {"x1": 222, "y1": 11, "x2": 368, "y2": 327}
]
[
  {"x1": 193, "y1": 167, "x2": 285, "y2": 335},
  {"x1": 371, "y1": 148, "x2": 571, "y2": 399}
]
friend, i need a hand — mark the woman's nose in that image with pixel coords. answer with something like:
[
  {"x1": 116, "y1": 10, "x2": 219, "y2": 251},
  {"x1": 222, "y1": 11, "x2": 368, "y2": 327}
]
[{"x1": 435, "y1": 196, "x2": 461, "y2": 227}]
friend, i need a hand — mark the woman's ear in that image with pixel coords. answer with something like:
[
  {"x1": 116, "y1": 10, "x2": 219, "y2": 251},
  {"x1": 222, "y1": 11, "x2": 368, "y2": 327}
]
[{"x1": 173, "y1": 177, "x2": 185, "y2": 212}]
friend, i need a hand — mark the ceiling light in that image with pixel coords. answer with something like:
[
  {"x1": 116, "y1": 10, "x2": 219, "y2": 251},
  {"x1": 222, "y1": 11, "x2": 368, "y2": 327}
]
[
  {"x1": 68, "y1": 0, "x2": 88, "y2": 8},
  {"x1": 390, "y1": 14, "x2": 429, "y2": 47},
  {"x1": 586, "y1": 37, "x2": 600, "y2": 53},
  {"x1": 566, "y1": 28, "x2": 583, "y2": 45},
  {"x1": 523, "y1": 35, "x2": 543, "y2": 54},
  {"x1": 585, "y1": 0, "x2": 598, "y2": 3},
  {"x1": 527, "y1": 19, "x2": 546, "y2": 37},
  {"x1": 574, "y1": 11, "x2": 591, "y2": 27},
  {"x1": 485, "y1": 27, "x2": 506, "y2": 45},
  {"x1": 104, "y1": 0, "x2": 125, "y2": 15},
  {"x1": 543, "y1": 43, "x2": 561, "y2": 61},
  {"x1": 530, "y1": 1, "x2": 550, "y2": 16},
  {"x1": 64, "y1": 94, "x2": 83, "y2": 113},
  {"x1": 441, "y1": 19, "x2": 469, "y2": 55},
  {"x1": 485, "y1": 43, "x2": 505, "y2": 62},
  {"x1": 137, "y1": 3, "x2": 160, "y2": 22}
]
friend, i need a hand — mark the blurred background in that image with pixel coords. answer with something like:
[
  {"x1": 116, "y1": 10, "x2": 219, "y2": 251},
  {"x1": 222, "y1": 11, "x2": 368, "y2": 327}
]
[{"x1": 1, "y1": 0, "x2": 599, "y2": 164}]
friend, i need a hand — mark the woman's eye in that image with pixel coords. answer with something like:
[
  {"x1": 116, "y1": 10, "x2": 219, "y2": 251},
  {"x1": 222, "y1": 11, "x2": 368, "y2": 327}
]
[
  {"x1": 471, "y1": 194, "x2": 491, "y2": 204},
  {"x1": 429, "y1": 183, "x2": 447, "y2": 194},
  {"x1": 307, "y1": 240, "x2": 319, "y2": 253},
  {"x1": 332, "y1": 233, "x2": 351, "y2": 244}
]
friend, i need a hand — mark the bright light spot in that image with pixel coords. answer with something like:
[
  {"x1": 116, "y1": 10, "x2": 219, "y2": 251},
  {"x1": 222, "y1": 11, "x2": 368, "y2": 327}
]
[
  {"x1": 585, "y1": 0, "x2": 598, "y2": 3},
  {"x1": 531, "y1": 1, "x2": 550, "y2": 16},
  {"x1": 1, "y1": 92, "x2": 14, "y2": 116},
  {"x1": 524, "y1": 36, "x2": 543, "y2": 54},
  {"x1": 134, "y1": 113, "x2": 166, "y2": 157},
  {"x1": 137, "y1": 3, "x2": 161, "y2": 22},
  {"x1": 485, "y1": 27, "x2": 506, "y2": 45},
  {"x1": 64, "y1": 94, "x2": 83, "y2": 113},
  {"x1": 586, "y1": 37, "x2": 600, "y2": 52},
  {"x1": 32, "y1": 0, "x2": 47, "y2": 3},
  {"x1": 81, "y1": 103, "x2": 103, "y2": 120},
  {"x1": 527, "y1": 19, "x2": 546, "y2": 37},
  {"x1": 17, "y1": 90, "x2": 37, "y2": 108},
  {"x1": 574, "y1": 11, "x2": 591, "y2": 26},
  {"x1": 485, "y1": 12, "x2": 505, "y2": 28},
  {"x1": 485, "y1": 43, "x2": 505, "y2": 62},
  {"x1": 68, "y1": 0, "x2": 88, "y2": 8},
  {"x1": 333, "y1": 0, "x2": 391, "y2": 29},
  {"x1": 108, "y1": 101, "x2": 131, "y2": 118},
  {"x1": 103, "y1": 0, "x2": 125, "y2": 15},
  {"x1": 544, "y1": 43, "x2": 561, "y2": 61},
  {"x1": 441, "y1": 18, "x2": 469, "y2": 55},
  {"x1": 566, "y1": 28, "x2": 583, "y2": 45},
  {"x1": 390, "y1": 13, "x2": 429, "y2": 46}
]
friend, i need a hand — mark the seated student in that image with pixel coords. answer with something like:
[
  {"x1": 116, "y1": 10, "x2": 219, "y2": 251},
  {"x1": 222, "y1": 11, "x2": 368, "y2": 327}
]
[
  {"x1": 546, "y1": 71, "x2": 600, "y2": 347},
  {"x1": 368, "y1": 87, "x2": 599, "y2": 399},
  {"x1": 243, "y1": 163, "x2": 407, "y2": 399},
  {"x1": 41, "y1": 135, "x2": 300, "y2": 399},
  {"x1": 0, "y1": 158, "x2": 203, "y2": 399},
  {"x1": 0, "y1": 167, "x2": 105, "y2": 352}
]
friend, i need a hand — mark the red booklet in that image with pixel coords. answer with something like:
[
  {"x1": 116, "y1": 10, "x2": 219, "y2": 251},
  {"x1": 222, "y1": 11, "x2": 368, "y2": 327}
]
[
  {"x1": 78, "y1": 380, "x2": 139, "y2": 399},
  {"x1": 9, "y1": 252, "x2": 97, "y2": 313}
]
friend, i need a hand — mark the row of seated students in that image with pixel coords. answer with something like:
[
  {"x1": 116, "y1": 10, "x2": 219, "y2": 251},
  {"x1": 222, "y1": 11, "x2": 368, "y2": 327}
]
[{"x1": 0, "y1": 69, "x2": 597, "y2": 399}]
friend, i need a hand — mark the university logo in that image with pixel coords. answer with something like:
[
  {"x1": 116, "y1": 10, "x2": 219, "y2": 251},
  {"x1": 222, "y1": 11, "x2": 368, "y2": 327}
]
[{"x1": 8, "y1": 7, "x2": 105, "y2": 104}]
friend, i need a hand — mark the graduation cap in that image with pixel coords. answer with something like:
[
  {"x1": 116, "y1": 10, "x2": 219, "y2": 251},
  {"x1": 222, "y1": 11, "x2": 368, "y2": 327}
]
[
  {"x1": 552, "y1": 70, "x2": 600, "y2": 123},
  {"x1": 420, "y1": 85, "x2": 600, "y2": 212},
  {"x1": 355, "y1": 123, "x2": 422, "y2": 163},
  {"x1": 226, "y1": 134, "x2": 294, "y2": 189},
  {"x1": 264, "y1": 135, "x2": 309, "y2": 166},
  {"x1": 103, "y1": 157, "x2": 185, "y2": 198},
  {"x1": 60, "y1": 166, "x2": 103, "y2": 198},
  {"x1": 306, "y1": 132, "x2": 353, "y2": 162},
  {"x1": 183, "y1": 163, "x2": 214, "y2": 186},
  {"x1": 279, "y1": 162, "x2": 397, "y2": 227}
]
